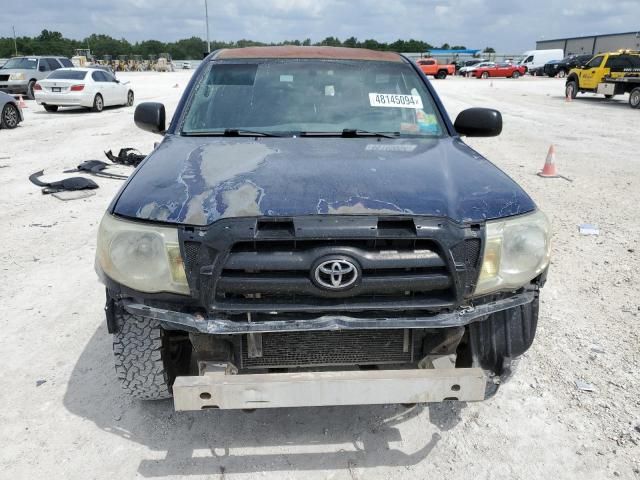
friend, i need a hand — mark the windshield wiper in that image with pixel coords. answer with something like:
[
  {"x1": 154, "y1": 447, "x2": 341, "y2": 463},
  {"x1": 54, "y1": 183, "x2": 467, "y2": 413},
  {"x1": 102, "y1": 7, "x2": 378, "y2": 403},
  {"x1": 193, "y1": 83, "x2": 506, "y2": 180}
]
[
  {"x1": 183, "y1": 129, "x2": 282, "y2": 137},
  {"x1": 299, "y1": 129, "x2": 399, "y2": 139},
  {"x1": 342, "y1": 129, "x2": 399, "y2": 139}
]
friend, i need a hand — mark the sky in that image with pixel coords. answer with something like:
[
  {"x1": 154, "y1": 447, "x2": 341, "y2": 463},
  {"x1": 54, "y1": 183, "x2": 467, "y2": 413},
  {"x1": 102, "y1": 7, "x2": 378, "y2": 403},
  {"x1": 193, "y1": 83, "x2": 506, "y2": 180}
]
[{"x1": 1, "y1": 0, "x2": 639, "y2": 53}]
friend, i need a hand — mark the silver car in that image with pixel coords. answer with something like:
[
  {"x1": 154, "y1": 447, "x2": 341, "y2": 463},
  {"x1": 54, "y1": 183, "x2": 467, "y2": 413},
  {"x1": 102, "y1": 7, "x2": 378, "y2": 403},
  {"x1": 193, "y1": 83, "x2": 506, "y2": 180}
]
[
  {"x1": 0, "y1": 56, "x2": 73, "y2": 99},
  {"x1": 0, "y1": 92, "x2": 23, "y2": 129}
]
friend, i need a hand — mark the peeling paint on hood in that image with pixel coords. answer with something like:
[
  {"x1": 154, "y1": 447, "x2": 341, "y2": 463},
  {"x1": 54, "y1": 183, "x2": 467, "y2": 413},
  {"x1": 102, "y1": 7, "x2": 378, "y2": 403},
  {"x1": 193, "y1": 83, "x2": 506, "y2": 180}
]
[{"x1": 113, "y1": 134, "x2": 536, "y2": 225}]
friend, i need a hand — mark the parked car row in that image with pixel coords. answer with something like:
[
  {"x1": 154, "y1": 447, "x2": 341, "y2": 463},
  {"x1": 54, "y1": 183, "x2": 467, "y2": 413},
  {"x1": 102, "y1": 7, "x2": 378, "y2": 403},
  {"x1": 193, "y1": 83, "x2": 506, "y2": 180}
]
[
  {"x1": 0, "y1": 59, "x2": 137, "y2": 131},
  {"x1": 0, "y1": 56, "x2": 73, "y2": 98}
]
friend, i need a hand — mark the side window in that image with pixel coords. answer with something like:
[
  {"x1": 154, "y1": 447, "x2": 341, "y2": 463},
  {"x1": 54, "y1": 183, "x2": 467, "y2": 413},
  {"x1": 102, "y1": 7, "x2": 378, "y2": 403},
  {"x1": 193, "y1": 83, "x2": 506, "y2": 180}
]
[
  {"x1": 92, "y1": 71, "x2": 104, "y2": 82},
  {"x1": 38, "y1": 59, "x2": 51, "y2": 71},
  {"x1": 59, "y1": 58, "x2": 73, "y2": 68},
  {"x1": 524, "y1": 56, "x2": 534, "y2": 63},
  {"x1": 605, "y1": 56, "x2": 625, "y2": 69},
  {"x1": 585, "y1": 56, "x2": 604, "y2": 69},
  {"x1": 102, "y1": 71, "x2": 116, "y2": 82},
  {"x1": 45, "y1": 58, "x2": 61, "y2": 70}
]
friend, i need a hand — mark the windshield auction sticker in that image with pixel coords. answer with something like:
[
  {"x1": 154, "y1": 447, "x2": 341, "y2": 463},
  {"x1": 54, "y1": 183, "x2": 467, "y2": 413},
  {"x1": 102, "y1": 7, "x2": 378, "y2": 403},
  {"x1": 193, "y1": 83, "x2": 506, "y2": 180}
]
[{"x1": 369, "y1": 93, "x2": 423, "y2": 109}]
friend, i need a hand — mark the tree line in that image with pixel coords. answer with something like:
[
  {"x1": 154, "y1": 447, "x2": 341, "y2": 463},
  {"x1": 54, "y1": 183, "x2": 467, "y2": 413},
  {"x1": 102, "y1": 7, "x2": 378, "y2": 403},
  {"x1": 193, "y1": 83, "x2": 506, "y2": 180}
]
[{"x1": 0, "y1": 30, "x2": 483, "y2": 60}]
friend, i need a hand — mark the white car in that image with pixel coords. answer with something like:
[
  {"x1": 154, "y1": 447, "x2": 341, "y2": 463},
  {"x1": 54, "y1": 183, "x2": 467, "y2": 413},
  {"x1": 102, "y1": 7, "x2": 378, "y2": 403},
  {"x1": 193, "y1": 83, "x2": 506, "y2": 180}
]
[
  {"x1": 181, "y1": 62, "x2": 190, "y2": 69},
  {"x1": 34, "y1": 67, "x2": 134, "y2": 112},
  {"x1": 459, "y1": 62, "x2": 496, "y2": 77}
]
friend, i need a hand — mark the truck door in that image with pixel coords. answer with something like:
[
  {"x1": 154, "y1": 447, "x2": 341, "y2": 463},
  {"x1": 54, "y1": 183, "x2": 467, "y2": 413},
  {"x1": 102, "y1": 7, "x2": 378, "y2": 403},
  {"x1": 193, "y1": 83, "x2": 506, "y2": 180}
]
[
  {"x1": 419, "y1": 59, "x2": 435, "y2": 75},
  {"x1": 579, "y1": 55, "x2": 605, "y2": 90}
]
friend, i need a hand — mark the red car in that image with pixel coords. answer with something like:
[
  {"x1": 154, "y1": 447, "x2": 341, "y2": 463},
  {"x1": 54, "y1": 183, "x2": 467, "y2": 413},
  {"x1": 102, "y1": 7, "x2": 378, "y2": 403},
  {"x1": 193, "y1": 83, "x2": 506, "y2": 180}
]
[{"x1": 473, "y1": 63, "x2": 526, "y2": 79}]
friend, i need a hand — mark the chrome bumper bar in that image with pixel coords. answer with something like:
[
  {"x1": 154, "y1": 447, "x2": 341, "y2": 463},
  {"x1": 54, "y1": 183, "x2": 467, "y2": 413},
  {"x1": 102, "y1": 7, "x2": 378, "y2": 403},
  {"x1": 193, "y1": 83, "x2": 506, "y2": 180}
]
[{"x1": 123, "y1": 290, "x2": 535, "y2": 334}]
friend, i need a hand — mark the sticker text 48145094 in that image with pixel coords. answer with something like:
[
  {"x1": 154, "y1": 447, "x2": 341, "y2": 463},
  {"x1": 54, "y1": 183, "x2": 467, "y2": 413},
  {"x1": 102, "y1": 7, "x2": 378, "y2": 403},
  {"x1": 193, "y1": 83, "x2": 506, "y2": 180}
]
[{"x1": 369, "y1": 93, "x2": 423, "y2": 109}]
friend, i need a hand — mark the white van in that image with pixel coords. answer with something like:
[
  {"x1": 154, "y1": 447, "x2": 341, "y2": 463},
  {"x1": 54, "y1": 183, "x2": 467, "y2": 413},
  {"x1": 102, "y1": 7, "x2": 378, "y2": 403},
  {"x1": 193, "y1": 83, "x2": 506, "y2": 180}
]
[{"x1": 519, "y1": 49, "x2": 564, "y2": 75}]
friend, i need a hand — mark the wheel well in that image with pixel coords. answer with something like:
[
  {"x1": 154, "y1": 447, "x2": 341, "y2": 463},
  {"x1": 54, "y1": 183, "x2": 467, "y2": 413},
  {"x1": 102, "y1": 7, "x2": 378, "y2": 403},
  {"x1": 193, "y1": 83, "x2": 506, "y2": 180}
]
[{"x1": 566, "y1": 74, "x2": 579, "y2": 85}]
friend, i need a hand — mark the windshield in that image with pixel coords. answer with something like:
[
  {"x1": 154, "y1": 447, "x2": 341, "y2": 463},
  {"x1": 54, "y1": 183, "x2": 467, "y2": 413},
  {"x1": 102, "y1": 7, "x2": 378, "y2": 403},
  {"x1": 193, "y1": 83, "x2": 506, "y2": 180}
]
[
  {"x1": 181, "y1": 59, "x2": 445, "y2": 137},
  {"x1": 48, "y1": 70, "x2": 87, "y2": 80},
  {"x1": 2, "y1": 57, "x2": 37, "y2": 70}
]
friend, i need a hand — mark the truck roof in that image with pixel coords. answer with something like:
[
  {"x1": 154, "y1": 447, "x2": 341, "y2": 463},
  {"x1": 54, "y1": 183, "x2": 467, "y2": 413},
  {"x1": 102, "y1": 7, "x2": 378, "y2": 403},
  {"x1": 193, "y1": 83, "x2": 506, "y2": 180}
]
[{"x1": 216, "y1": 46, "x2": 403, "y2": 63}]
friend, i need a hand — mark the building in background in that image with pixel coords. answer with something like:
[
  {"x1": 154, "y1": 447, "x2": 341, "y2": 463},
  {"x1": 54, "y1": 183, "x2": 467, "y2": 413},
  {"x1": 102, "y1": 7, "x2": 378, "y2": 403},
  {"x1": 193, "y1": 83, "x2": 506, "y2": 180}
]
[{"x1": 537, "y1": 31, "x2": 640, "y2": 56}]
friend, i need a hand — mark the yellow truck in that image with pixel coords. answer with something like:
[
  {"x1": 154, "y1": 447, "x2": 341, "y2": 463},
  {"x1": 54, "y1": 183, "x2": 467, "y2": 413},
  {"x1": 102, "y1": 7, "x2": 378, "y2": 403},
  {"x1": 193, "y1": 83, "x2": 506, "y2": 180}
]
[{"x1": 565, "y1": 50, "x2": 640, "y2": 108}]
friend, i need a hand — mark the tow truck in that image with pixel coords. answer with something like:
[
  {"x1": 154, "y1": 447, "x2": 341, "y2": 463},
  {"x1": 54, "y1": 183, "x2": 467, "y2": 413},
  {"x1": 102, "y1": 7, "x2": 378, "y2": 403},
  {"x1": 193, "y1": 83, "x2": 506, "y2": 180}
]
[{"x1": 565, "y1": 49, "x2": 640, "y2": 109}]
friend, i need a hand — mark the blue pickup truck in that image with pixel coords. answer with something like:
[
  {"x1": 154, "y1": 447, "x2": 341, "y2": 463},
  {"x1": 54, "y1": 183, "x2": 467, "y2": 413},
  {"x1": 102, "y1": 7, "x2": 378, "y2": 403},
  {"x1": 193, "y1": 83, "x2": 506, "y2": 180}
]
[{"x1": 95, "y1": 46, "x2": 551, "y2": 410}]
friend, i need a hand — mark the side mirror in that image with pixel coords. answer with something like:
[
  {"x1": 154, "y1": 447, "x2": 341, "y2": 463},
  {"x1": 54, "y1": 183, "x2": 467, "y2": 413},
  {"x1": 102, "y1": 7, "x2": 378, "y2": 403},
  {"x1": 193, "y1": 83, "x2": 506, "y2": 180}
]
[
  {"x1": 135, "y1": 102, "x2": 166, "y2": 135},
  {"x1": 454, "y1": 108, "x2": 502, "y2": 137}
]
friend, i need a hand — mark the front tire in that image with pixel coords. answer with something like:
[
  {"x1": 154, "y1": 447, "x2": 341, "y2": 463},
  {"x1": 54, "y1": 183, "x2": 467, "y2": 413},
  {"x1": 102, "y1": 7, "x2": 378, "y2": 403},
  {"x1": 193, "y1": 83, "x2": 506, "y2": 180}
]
[
  {"x1": 511, "y1": 71, "x2": 521, "y2": 79},
  {"x1": 126, "y1": 90, "x2": 134, "y2": 107},
  {"x1": 565, "y1": 80, "x2": 578, "y2": 99},
  {"x1": 481, "y1": 72, "x2": 489, "y2": 79},
  {"x1": 435, "y1": 70, "x2": 447, "y2": 80},
  {"x1": 1, "y1": 103, "x2": 20, "y2": 129},
  {"x1": 557, "y1": 69, "x2": 567, "y2": 78},
  {"x1": 630, "y1": 87, "x2": 640, "y2": 109},
  {"x1": 44, "y1": 105, "x2": 58, "y2": 113},
  {"x1": 113, "y1": 311, "x2": 173, "y2": 400},
  {"x1": 92, "y1": 93, "x2": 104, "y2": 112}
]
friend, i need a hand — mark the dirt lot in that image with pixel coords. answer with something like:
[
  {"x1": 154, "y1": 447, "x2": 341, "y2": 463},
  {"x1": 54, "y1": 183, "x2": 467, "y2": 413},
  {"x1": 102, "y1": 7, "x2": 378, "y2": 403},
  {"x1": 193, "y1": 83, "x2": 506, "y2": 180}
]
[{"x1": 0, "y1": 71, "x2": 638, "y2": 480}]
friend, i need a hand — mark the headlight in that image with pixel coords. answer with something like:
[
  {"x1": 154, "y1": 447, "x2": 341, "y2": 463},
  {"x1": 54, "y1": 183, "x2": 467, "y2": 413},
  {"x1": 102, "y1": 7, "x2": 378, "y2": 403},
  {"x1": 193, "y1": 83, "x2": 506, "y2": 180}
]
[
  {"x1": 9, "y1": 73, "x2": 25, "y2": 81},
  {"x1": 95, "y1": 214, "x2": 189, "y2": 295},
  {"x1": 475, "y1": 210, "x2": 551, "y2": 296}
]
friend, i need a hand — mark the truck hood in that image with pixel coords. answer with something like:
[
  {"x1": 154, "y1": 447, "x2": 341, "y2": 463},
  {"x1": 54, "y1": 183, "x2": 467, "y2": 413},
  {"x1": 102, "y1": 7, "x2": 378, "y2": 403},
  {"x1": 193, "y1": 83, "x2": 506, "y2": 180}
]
[{"x1": 112, "y1": 135, "x2": 535, "y2": 225}]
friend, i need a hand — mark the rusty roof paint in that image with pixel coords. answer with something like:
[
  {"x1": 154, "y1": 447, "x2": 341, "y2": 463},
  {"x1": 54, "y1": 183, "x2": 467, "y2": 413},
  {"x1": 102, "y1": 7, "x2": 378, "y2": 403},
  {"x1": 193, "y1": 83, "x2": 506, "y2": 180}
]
[{"x1": 216, "y1": 46, "x2": 403, "y2": 62}]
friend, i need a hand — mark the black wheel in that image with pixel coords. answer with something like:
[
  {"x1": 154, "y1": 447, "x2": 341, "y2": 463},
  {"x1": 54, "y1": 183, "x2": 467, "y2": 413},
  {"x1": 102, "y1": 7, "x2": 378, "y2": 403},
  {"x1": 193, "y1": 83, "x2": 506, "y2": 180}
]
[
  {"x1": 43, "y1": 105, "x2": 58, "y2": 113},
  {"x1": 557, "y1": 69, "x2": 567, "y2": 79},
  {"x1": 126, "y1": 90, "x2": 134, "y2": 107},
  {"x1": 435, "y1": 70, "x2": 447, "y2": 80},
  {"x1": 565, "y1": 80, "x2": 578, "y2": 99},
  {"x1": 92, "y1": 93, "x2": 104, "y2": 112},
  {"x1": 1, "y1": 103, "x2": 20, "y2": 129},
  {"x1": 27, "y1": 80, "x2": 36, "y2": 100},
  {"x1": 112, "y1": 311, "x2": 174, "y2": 400},
  {"x1": 630, "y1": 88, "x2": 640, "y2": 109},
  {"x1": 511, "y1": 71, "x2": 521, "y2": 79},
  {"x1": 468, "y1": 297, "x2": 538, "y2": 378},
  {"x1": 481, "y1": 72, "x2": 489, "y2": 79}
]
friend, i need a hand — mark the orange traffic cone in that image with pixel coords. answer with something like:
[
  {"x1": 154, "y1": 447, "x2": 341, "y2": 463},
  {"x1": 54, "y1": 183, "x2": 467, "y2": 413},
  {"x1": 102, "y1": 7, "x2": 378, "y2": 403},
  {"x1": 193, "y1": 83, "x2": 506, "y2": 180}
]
[
  {"x1": 537, "y1": 145, "x2": 559, "y2": 178},
  {"x1": 565, "y1": 91, "x2": 572, "y2": 103},
  {"x1": 18, "y1": 95, "x2": 27, "y2": 108}
]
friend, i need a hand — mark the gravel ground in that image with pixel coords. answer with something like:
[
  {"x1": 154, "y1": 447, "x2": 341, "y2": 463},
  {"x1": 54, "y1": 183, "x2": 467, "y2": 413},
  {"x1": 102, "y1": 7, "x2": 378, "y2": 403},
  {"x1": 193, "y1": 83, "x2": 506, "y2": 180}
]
[{"x1": 0, "y1": 71, "x2": 638, "y2": 480}]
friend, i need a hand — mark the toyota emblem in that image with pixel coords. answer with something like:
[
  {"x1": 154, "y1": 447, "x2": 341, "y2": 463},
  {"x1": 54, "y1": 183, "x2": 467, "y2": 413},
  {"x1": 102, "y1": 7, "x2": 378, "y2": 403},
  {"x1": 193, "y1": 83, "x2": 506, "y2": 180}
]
[{"x1": 313, "y1": 258, "x2": 359, "y2": 290}]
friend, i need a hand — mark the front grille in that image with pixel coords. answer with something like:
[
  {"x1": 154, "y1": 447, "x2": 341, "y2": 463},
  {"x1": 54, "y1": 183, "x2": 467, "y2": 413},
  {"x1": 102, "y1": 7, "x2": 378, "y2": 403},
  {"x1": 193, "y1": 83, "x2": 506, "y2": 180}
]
[
  {"x1": 0, "y1": 75, "x2": 9, "y2": 82},
  {"x1": 214, "y1": 238, "x2": 455, "y2": 311},
  {"x1": 451, "y1": 238, "x2": 482, "y2": 295},
  {"x1": 185, "y1": 216, "x2": 483, "y2": 315},
  {"x1": 240, "y1": 329, "x2": 413, "y2": 368}
]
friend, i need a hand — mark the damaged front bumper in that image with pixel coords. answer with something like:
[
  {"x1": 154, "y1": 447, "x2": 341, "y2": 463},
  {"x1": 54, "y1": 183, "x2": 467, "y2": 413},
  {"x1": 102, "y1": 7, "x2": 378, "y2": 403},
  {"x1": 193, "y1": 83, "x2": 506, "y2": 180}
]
[
  {"x1": 123, "y1": 290, "x2": 535, "y2": 334},
  {"x1": 173, "y1": 364, "x2": 487, "y2": 410}
]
